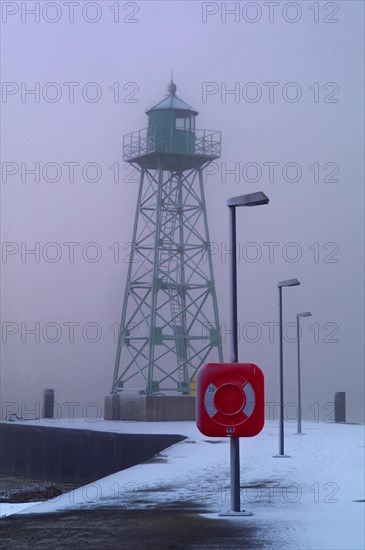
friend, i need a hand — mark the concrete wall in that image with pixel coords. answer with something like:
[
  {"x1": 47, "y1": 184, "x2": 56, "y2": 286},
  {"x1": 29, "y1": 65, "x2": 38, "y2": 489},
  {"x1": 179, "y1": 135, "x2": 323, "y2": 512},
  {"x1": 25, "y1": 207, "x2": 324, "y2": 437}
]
[
  {"x1": 104, "y1": 394, "x2": 196, "y2": 421},
  {"x1": 0, "y1": 423, "x2": 185, "y2": 482}
]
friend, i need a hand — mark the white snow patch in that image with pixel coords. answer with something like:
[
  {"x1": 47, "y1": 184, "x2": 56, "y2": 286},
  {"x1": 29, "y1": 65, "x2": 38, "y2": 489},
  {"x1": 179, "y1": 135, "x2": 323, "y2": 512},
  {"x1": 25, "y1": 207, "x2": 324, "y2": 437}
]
[
  {"x1": 2, "y1": 419, "x2": 364, "y2": 549},
  {"x1": 0, "y1": 502, "x2": 43, "y2": 518}
]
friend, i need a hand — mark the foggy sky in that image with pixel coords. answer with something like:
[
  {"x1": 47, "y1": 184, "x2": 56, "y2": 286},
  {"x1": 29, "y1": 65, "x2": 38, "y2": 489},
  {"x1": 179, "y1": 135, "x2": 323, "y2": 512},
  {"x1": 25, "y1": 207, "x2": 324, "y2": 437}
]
[{"x1": 1, "y1": 1, "x2": 364, "y2": 422}]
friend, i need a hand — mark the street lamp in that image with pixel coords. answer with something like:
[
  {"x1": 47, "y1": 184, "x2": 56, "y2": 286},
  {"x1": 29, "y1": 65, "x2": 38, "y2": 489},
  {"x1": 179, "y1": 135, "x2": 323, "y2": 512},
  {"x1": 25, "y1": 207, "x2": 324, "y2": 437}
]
[
  {"x1": 274, "y1": 278, "x2": 300, "y2": 458},
  {"x1": 227, "y1": 191, "x2": 269, "y2": 513},
  {"x1": 295, "y1": 312, "x2": 312, "y2": 435}
]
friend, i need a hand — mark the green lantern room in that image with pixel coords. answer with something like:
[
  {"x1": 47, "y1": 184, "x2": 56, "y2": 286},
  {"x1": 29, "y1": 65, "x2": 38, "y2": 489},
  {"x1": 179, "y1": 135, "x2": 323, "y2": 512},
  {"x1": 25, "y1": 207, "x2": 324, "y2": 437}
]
[
  {"x1": 123, "y1": 80, "x2": 221, "y2": 171},
  {"x1": 146, "y1": 80, "x2": 198, "y2": 156}
]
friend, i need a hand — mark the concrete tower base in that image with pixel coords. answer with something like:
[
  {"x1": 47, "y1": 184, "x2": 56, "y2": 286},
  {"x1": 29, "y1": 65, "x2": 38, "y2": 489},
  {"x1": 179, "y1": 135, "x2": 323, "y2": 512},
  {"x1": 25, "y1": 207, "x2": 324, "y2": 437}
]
[{"x1": 104, "y1": 394, "x2": 196, "y2": 421}]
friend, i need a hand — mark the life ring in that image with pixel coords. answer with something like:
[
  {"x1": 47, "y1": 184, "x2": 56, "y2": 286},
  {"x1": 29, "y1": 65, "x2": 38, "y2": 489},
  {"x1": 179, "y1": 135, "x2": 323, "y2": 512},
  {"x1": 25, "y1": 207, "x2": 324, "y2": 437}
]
[{"x1": 203, "y1": 372, "x2": 256, "y2": 426}]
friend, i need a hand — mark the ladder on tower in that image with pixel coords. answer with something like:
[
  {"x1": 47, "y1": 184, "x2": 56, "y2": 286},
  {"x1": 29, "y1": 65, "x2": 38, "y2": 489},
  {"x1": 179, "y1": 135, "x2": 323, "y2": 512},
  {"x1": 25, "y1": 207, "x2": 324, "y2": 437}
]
[{"x1": 159, "y1": 174, "x2": 189, "y2": 393}]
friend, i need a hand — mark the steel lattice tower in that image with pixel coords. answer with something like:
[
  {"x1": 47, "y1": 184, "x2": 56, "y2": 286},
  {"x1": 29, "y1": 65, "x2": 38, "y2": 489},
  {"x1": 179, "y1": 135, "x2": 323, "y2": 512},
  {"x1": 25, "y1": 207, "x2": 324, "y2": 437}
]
[{"x1": 111, "y1": 80, "x2": 223, "y2": 396}]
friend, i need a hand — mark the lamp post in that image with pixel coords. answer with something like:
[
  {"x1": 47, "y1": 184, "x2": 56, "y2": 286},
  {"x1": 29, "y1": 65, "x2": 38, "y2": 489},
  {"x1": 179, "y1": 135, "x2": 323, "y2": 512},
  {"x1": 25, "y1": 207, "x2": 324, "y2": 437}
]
[
  {"x1": 295, "y1": 312, "x2": 312, "y2": 435},
  {"x1": 227, "y1": 192, "x2": 269, "y2": 512},
  {"x1": 274, "y1": 278, "x2": 300, "y2": 458}
]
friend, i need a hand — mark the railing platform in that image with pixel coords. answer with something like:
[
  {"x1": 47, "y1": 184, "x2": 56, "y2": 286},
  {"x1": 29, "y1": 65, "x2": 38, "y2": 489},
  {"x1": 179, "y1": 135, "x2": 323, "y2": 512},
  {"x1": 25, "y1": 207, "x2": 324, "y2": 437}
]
[{"x1": 123, "y1": 127, "x2": 221, "y2": 163}]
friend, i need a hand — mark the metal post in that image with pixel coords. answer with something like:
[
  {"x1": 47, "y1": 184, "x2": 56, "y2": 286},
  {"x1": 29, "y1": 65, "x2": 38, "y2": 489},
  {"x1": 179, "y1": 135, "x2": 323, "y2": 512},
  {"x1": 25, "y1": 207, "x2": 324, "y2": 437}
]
[
  {"x1": 274, "y1": 279, "x2": 300, "y2": 457},
  {"x1": 43, "y1": 389, "x2": 55, "y2": 419},
  {"x1": 334, "y1": 392, "x2": 346, "y2": 422},
  {"x1": 229, "y1": 206, "x2": 238, "y2": 362},
  {"x1": 296, "y1": 317, "x2": 302, "y2": 434},
  {"x1": 278, "y1": 286, "x2": 284, "y2": 456},
  {"x1": 228, "y1": 205, "x2": 240, "y2": 512},
  {"x1": 230, "y1": 438, "x2": 240, "y2": 511}
]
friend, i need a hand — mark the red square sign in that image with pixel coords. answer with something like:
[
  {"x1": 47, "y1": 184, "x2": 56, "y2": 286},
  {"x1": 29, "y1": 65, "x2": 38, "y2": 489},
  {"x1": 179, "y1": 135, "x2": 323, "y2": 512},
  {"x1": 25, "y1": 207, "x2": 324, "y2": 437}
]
[{"x1": 196, "y1": 363, "x2": 264, "y2": 437}]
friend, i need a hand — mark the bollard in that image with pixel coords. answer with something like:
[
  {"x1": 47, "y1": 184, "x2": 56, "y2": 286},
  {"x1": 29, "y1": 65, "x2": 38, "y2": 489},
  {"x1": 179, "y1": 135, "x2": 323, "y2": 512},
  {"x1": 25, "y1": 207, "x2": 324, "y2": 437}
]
[
  {"x1": 334, "y1": 392, "x2": 346, "y2": 423},
  {"x1": 43, "y1": 389, "x2": 55, "y2": 419}
]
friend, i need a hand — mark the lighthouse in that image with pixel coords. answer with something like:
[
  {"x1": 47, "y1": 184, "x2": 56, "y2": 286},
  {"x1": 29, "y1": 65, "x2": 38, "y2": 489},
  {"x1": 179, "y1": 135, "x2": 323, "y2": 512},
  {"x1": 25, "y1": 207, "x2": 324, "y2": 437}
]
[{"x1": 106, "y1": 80, "x2": 223, "y2": 420}]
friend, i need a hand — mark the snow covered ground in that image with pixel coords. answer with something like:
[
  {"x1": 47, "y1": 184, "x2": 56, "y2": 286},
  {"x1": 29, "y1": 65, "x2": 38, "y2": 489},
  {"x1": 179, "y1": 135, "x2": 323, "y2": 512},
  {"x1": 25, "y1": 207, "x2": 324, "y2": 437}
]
[{"x1": 1, "y1": 419, "x2": 364, "y2": 549}]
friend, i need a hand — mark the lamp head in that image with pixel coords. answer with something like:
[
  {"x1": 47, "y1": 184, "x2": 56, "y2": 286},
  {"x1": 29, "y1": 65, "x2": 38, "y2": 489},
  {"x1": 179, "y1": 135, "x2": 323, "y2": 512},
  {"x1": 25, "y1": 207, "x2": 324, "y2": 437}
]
[
  {"x1": 227, "y1": 192, "x2": 269, "y2": 208},
  {"x1": 296, "y1": 311, "x2": 312, "y2": 318},
  {"x1": 278, "y1": 278, "x2": 300, "y2": 288}
]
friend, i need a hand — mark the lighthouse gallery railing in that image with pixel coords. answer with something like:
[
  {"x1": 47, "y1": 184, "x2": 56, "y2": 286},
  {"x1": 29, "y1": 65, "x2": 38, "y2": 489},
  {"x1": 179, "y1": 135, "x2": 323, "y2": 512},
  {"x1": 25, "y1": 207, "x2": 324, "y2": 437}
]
[{"x1": 123, "y1": 126, "x2": 221, "y2": 161}]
